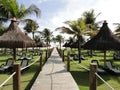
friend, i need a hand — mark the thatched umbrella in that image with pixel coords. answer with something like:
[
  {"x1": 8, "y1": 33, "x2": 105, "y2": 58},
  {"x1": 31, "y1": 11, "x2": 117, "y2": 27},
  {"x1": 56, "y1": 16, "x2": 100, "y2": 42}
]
[
  {"x1": 70, "y1": 36, "x2": 85, "y2": 48},
  {"x1": 36, "y1": 41, "x2": 46, "y2": 47},
  {"x1": 69, "y1": 35, "x2": 85, "y2": 63},
  {"x1": 63, "y1": 42, "x2": 69, "y2": 47},
  {"x1": 0, "y1": 19, "x2": 35, "y2": 61},
  {"x1": 63, "y1": 39, "x2": 74, "y2": 48},
  {"x1": 83, "y1": 21, "x2": 120, "y2": 66}
]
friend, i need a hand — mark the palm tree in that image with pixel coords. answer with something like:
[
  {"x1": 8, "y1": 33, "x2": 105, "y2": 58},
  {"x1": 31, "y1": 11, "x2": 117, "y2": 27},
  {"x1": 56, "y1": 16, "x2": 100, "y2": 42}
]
[
  {"x1": 34, "y1": 35, "x2": 40, "y2": 43},
  {"x1": 56, "y1": 35, "x2": 64, "y2": 50},
  {"x1": 40, "y1": 28, "x2": 53, "y2": 47},
  {"x1": 83, "y1": 9, "x2": 101, "y2": 37},
  {"x1": 52, "y1": 37, "x2": 57, "y2": 43},
  {"x1": 24, "y1": 20, "x2": 39, "y2": 40},
  {"x1": 0, "y1": 0, "x2": 41, "y2": 22},
  {"x1": 34, "y1": 35, "x2": 44, "y2": 49},
  {"x1": 56, "y1": 18, "x2": 86, "y2": 63},
  {"x1": 0, "y1": 0, "x2": 41, "y2": 61},
  {"x1": 83, "y1": 9, "x2": 101, "y2": 56}
]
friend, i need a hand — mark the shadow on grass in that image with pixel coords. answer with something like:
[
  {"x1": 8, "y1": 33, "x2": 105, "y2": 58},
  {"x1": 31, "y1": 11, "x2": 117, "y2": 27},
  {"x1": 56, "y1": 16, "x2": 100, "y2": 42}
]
[
  {"x1": 21, "y1": 64, "x2": 39, "y2": 75},
  {"x1": 23, "y1": 64, "x2": 40, "y2": 90},
  {"x1": 0, "y1": 59, "x2": 8, "y2": 63},
  {"x1": 70, "y1": 70, "x2": 117, "y2": 87},
  {"x1": 71, "y1": 71, "x2": 89, "y2": 87},
  {"x1": 24, "y1": 70, "x2": 40, "y2": 90}
]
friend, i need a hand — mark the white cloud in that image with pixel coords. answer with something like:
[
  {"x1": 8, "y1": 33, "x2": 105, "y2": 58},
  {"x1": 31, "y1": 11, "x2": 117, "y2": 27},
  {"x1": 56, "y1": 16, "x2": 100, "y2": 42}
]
[
  {"x1": 50, "y1": 16, "x2": 66, "y2": 27},
  {"x1": 35, "y1": 0, "x2": 120, "y2": 40},
  {"x1": 49, "y1": 0, "x2": 120, "y2": 31},
  {"x1": 38, "y1": 0, "x2": 47, "y2": 3},
  {"x1": 50, "y1": 0, "x2": 98, "y2": 29},
  {"x1": 93, "y1": 0, "x2": 120, "y2": 30}
]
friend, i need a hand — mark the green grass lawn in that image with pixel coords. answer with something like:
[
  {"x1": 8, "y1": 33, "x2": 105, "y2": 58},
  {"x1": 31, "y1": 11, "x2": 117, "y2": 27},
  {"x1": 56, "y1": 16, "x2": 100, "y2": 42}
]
[
  {"x1": 64, "y1": 48, "x2": 120, "y2": 90},
  {"x1": 1, "y1": 48, "x2": 120, "y2": 90},
  {"x1": 0, "y1": 49, "x2": 47, "y2": 90}
]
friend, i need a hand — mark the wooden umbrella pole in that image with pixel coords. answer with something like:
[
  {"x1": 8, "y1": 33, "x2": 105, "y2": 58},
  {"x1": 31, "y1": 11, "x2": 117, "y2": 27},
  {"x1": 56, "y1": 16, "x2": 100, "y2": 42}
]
[
  {"x1": 104, "y1": 50, "x2": 106, "y2": 66},
  {"x1": 13, "y1": 48, "x2": 16, "y2": 62},
  {"x1": 78, "y1": 37, "x2": 81, "y2": 63}
]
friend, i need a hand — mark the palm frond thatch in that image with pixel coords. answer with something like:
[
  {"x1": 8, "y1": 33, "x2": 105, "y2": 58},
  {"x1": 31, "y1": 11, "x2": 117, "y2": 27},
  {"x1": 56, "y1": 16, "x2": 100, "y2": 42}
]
[
  {"x1": 0, "y1": 20, "x2": 35, "y2": 48},
  {"x1": 83, "y1": 21, "x2": 120, "y2": 50}
]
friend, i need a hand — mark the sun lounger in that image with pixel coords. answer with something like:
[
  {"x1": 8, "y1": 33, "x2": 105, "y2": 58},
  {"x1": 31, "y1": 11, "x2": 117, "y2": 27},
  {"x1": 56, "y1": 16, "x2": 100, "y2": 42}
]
[
  {"x1": 113, "y1": 53, "x2": 120, "y2": 60},
  {"x1": 20, "y1": 59, "x2": 29, "y2": 69},
  {"x1": 73, "y1": 54, "x2": 86, "y2": 60},
  {"x1": 26, "y1": 54, "x2": 33, "y2": 60},
  {"x1": 18, "y1": 54, "x2": 33, "y2": 61},
  {"x1": 91, "y1": 60, "x2": 106, "y2": 74},
  {"x1": 87, "y1": 50, "x2": 96, "y2": 57},
  {"x1": 104, "y1": 61, "x2": 120, "y2": 75},
  {"x1": 0, "y1": 58, "x2": 14, "y2": 73},
  {"x1": 9, "y1": 58, "x2": 29, "y2": 73}
]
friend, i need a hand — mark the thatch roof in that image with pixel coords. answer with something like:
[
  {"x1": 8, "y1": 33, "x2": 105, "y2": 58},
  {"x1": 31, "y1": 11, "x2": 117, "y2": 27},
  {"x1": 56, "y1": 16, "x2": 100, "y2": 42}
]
[
  {"x1": 63, "y1": 42, "x2": 69, "y2": 47},
  {"x1": 63, "y1": 38, "x2": 75, "y2": 47},
  {"x1": 0, "y1": 20, "x2": 35, "y2": 48},
  {"x1": 83, "y1": 21, "x2": 120, "y2": 50},
  {"x1": 70, "y1": 36, "x2": 85, "y2": 48},
  {"x1": 36, "y1": 41, "x2": 46, "y2": 47},
  {"x1": 70, "y1": 40, "x2": 84, "y2": 48}
]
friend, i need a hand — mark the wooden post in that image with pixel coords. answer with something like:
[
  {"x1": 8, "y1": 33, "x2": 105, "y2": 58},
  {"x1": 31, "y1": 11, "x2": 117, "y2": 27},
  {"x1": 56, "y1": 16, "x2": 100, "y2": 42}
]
[
  {"x1": 13, "y1": 64, "x2": 20, "y2": 90},
  {"x1": 40, "y1": 54, "x2": 42, "y2": 71},
  {"x1": 13, "y1": 48, "x2": 16, "y2": 61},
  {"x1": 89, "y1": 63, "x2": 97, "y2": 90},
  {"x1": 67, "y1": 52, "x2": 70, "y2": 71},
  {"x1": 104, "y1": 50, "x2": 106, "y2": 66},
  {"x1": 62, "y1": 50, "x2": 64, "y2": 62}
]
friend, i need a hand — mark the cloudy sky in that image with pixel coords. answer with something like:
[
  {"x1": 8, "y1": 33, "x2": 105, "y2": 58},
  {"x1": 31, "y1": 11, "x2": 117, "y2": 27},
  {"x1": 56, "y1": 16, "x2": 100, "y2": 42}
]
[{"x1": 18, "y1": 0, "x2": 120, "y2": 36}]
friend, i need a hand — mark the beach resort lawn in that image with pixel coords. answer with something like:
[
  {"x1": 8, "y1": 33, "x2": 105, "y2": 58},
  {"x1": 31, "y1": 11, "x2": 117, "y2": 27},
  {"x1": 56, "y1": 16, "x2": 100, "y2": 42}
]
[
  {"x1": 0, "y1": 49, "x2": 47, "y2": 90},
  {"x1": 64, "y1": 49, "x2": 120, "y2": 90}
]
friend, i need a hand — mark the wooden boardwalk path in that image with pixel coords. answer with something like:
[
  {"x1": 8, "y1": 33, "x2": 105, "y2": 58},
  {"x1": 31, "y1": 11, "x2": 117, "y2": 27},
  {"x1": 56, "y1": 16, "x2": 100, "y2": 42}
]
[{"x1": 31, "y1": 48, "x2": 79, "y2": 90}]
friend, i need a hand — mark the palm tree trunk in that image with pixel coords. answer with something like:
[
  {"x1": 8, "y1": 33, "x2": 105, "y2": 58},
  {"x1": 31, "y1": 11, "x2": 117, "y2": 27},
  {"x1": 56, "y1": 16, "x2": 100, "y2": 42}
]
[
  {"x1": 32, "y1": 31, "x2": 35, "y2": 40},
  {"x1": 60, "y1": 41, "x2": 61, "y2": 50},
  {"x1": 32, "y1": 32, "x2": 35, "y2": 50}
]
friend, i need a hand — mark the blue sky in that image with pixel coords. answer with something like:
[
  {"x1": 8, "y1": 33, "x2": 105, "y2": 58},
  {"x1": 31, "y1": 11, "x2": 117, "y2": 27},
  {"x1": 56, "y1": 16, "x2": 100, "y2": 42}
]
[
  {"x1": 18, "y1": 0, "x2": 68, "y2": 29},
  {"x1": 17, "y1": 0, "x2": 120, "y2": 38}
]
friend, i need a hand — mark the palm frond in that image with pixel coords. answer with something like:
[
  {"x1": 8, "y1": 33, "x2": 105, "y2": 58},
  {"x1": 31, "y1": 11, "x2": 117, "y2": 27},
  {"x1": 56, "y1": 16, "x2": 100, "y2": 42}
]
[
  {"x1": 17, "y1": 4, "x2": 27, "y2": 19},
  {"x1": 0, "y1": 0, "x2": 41, "y2": 21},
  {"x1": 65, "y1": 20, "x2": 81, "y2": 33},
  {"x1": 26, "y1": 4, "x2": 41, "y2": 18},
  {"x1": 23, "y1": 19, "x2": 39, "y2": 33},
  {"x1": 55, "y1": 26, "x2": 75, "y2": 35},
  {"x1": 0, "y1": 0, "x2": 19, "y2": 18}
]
